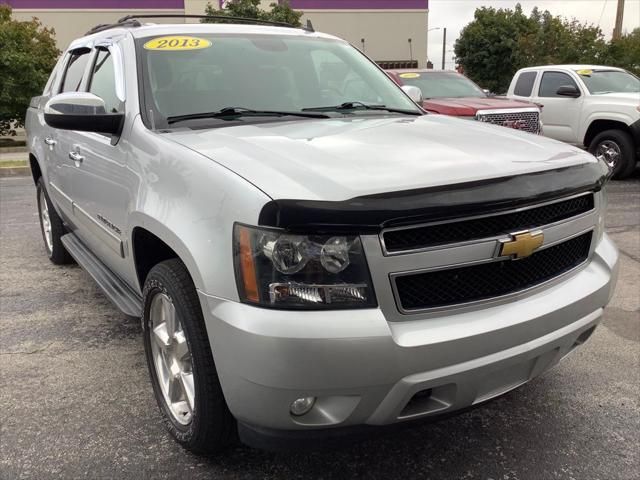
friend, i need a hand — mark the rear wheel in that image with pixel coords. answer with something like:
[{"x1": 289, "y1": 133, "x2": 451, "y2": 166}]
[
  {"x1": 36, "y1": 178, "x2": 73, "y2": 264},
  {"x1": 588, "y1": 129, "x2": 636, "y2": 179},
  {"x1": 142, "y1": 259, "x2": 235, "y2": 454}
]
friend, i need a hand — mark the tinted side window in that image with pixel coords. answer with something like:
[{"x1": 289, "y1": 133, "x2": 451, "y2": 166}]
[
  {"x1": 539, "y1": 72, "x2": 579, "y2": 97},
  {"x1": 89, "y1": 49, "x2": 121, "y2": 113},
  {"x1": 60, "y1": 50, "x2": 91, "y2": 93},
  {"x1": 513, "y1": 71, "x2": 537, "y2": 96}
]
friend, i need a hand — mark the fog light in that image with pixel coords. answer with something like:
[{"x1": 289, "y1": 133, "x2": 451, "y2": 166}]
[{"x1": 290, "y1": 396, "x2": 316, "y2": 416}]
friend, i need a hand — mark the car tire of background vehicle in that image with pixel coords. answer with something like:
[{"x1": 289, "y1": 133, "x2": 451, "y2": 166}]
[
  {"x1": 588, "y1": 129, "x2": 637, "y2": 180},
  {"x1": 36, "y1": 178, "x2": 73, "y2": 265},
  {"x1": 142, "y1": 258, "x2": 235, "y2": 454}
]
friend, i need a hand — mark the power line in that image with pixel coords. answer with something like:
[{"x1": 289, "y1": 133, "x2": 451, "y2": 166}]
[{"x1": 597, "y1": 0, "x2": 608, "y2": 27}]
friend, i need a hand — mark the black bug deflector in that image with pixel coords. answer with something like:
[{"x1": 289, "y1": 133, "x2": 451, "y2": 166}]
[{"x1": 258, "y1": 161, "x2": 609, "y2": 233}]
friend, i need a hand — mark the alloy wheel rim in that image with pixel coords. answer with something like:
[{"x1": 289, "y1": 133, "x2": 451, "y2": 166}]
[
  {"x1": 595, "y1": 140, "x2": 621, "y2": 169},
  {"x1": 149, "y1": 293, "x2": 195, "y2": 426},
  {"x1": 39, "y1": 189, "x2": 53, "y2": 254}
]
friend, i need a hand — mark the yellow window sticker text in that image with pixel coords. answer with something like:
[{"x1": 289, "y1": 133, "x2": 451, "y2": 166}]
[
  {"x1": 399, "y1": 73, "x2": 421, "y2": 79},
  {"x1": 144, "y1": 36, "x2": 212, "y2": 51}
]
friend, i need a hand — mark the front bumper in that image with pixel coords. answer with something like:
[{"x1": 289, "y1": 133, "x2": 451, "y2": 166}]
[{"x1": 198, "y1": 234, "x2": 618, "y2": 444}]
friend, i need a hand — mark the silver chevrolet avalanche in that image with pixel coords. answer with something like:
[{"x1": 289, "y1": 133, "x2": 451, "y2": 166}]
[{"x1": 26, "y1": 17, "x2": 619, "y2": 453}]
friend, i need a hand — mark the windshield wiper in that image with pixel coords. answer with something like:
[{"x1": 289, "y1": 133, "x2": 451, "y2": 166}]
[
  {"x1": 302, "y1": 101, "x2": 422, "y2": 115},
  {"x1": 167, "y1": 107, "x2": 329, "y2": 124}
]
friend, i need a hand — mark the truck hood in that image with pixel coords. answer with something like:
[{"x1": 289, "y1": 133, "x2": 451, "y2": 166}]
[
  {"x1": 422, "y1": 97, "x2": 537, "y2": 116},
  {"x1": 165, "y1": 114, "x2": 596, "y2": 202}
]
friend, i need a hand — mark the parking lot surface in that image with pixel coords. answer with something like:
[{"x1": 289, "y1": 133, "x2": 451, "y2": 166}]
[{"x1": 1, "y1": 175, "x2": 638, "y2": 480}]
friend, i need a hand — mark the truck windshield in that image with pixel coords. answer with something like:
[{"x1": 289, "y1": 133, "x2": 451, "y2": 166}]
[
  {"x1": 137, "y1": 33, "x2": 421, "y2": 127},
  {"x1": 576, "y1": 69, "x2": 640, "y2": 94},
  {"x1": 399, "y1": 72, "x2": 486, "y2": 99}
]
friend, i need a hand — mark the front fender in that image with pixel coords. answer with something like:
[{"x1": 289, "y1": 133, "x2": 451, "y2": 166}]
[
  {"x1": 126, "y1": 119, "x2": 272, "y2": 299},
  {"x1": 580, "y1": 110, "x2": 636, "y2": 144}
]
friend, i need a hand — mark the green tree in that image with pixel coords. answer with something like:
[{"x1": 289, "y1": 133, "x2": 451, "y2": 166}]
[
  {"x1": 455, "y1": 3, "x2": 618, "y2": 94},
  {"x1": 605, "y1": 28, "x2": 640, "y2": 75},
  {"x1": 0, "y1": 4, "x2": 59, "y2": 136},
  {"x1": 202, "y1": 0, "x2": 302, "y2": 27},
  {"x1": 518, "y1": 8, "x2": 607, "y2": 68},
  {"x1": 453, "y1": 4, "x2": 534, "y2": 94}
]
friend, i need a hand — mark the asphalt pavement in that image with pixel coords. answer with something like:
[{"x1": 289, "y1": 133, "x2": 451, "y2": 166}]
[{"x1": 1, "y1": 174, "x2": 638, "y2": 480}]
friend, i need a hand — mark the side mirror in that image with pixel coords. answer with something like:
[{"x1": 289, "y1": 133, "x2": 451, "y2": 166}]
[
  {"x1": 44, "y1": 92, "x2": 124, "y2": 135},
  {"x1": 401, "y1": 85, "x2": 423, "y2": 104},
  {"x1": 556, "y1": 85, "x2": 581, "y2": 98}
]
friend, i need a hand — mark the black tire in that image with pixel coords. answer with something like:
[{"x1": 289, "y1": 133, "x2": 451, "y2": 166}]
[
  {"x1": 588, "y1": 129, "x2": 637, "y2": 179},
  {"x1": 36, "y1": 178, "x2": 73, "y2": 265},
  {"x1": 142, "y1": 259, "x2": 235, "y2": 454}
]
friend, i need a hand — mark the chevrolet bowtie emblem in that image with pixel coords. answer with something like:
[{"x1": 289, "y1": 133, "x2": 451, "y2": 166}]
[{"x1": 499, "y1": 230, "x2": 544, "y2": 259}]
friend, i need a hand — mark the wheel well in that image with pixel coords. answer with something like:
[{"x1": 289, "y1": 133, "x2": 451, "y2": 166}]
[
  {"x1": 29, "y1": 154, "x2": 42, "y2": 185},
  {"x1": 132, "y1": 227, "x2": 179, "y2": 289},
  {"x1": 583, "y1": 120, "x2": 631, "y2": 148}
]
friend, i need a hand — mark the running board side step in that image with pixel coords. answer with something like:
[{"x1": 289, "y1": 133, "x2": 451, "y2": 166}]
[{"x1": 61, "y1": 233, "x2": 142, "y2": 317}]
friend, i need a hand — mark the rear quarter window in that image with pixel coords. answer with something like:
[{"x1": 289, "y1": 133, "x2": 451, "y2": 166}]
[{"x1": 513, "y1": 71, "x2": 537, "y2": 96}]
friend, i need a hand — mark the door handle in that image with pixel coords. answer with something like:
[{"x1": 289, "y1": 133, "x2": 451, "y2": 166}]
[
  {"x1": 69, "y1": 151, "x2": 84, "y2": 165},
  {"x1": 44, "y1": 136, "x2": 57, "y2": 146}
]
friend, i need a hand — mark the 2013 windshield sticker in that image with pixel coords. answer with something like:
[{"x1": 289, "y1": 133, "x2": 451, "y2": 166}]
[
  {"x1": 144, "y1": 36, "x2": 212, "y2": 51},
  {"x1": 399, "y1": 73, "x2": 421, "y2": 79}
]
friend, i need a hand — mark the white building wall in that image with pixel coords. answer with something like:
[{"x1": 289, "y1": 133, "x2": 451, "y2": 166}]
[
  {"x1": 12, "y1": 9, "x2": 185, "y2": 51},
  {"x1": 185, "y1": 1, "x2": 429, "y2": 66},
  {"x1": 12, "y1": 1, "x2": 428, "y2": 66},
  {"x1": 301, "y1": 9, "x2": 428, "y2": 66}
]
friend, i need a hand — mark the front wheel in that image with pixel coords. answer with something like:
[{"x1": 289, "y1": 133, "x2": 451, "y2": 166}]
[
  {"x1": 142, "y1": 259, "x2": 235, "y2": 454},
  {"x1": 588, "y1": 129, "x2": 637, "y2": 179},
  {"x1": 36, "y1": 178, "x2": 73, "y2": 264}
]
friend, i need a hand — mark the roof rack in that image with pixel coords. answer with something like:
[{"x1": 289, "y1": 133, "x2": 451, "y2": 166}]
[
  {"x1": 85, "y1": 19, "x2": 141, "y2": 35},
  {"x1": 120, "y1": 14, "x2": 313, "y2": 31},
  {"x1": 86, "y1": 14, "x2": 313, "y2": 36}
]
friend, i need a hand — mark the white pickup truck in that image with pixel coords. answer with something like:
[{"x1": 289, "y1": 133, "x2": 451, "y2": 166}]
[{"x1": 508, "y1": 65, "x2": 640, "y2": 179}]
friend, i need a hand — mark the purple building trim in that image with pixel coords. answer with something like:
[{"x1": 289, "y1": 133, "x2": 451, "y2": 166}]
[
  {"x1": 6, "y1": 0, "x2": 427, "y2": 10},
  {"x1": 286, "y1": 0, "x2": 428, "y2": 9},
  {"x1": 6, "y1": 0, "x2": 184, "y2": 8}
]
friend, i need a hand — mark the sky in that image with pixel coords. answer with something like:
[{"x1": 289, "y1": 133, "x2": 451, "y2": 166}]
[{"x1": 426, "y1": 0, "x2": 640, "y2": 68}]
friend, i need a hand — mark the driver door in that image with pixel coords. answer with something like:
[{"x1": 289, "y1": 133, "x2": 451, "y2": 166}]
[
  {"x1": 47, "y1": 48, "x2": 93, "y2": 222},
  {"x1": 532, "y1": 71, "x2": 584, "y2": 144},
  {"x1": 65, "y1": 44, "x2": 132, "y2": 280}
]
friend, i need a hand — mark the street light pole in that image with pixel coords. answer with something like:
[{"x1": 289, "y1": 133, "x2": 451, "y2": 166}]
[
  {"x1": 427, "y1": 27, "x2": 440, "y2": 67},
  {"x1": 441, "y1": 27, "x2": 447, "y2": 70}
]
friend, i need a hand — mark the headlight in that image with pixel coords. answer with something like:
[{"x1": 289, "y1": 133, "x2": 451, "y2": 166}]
[{"x1": 233, "y1": 224, "x2": 377, "y2": 309}]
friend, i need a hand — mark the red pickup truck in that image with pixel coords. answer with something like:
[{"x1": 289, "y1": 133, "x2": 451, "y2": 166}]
[{"x1": 388, "y1": 69, "x2": 542, "y2": 134}]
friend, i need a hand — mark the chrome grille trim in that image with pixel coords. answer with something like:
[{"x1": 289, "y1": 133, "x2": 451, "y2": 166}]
[
  {"x1": 379, "y1": 191, "x2": 595, "y2": 256},
  {"x1": 475, "y1": 107, "x2": 541, "y2": 134},
  {"x1": 389, "y1": 229, "x2": 594, "y2": 315}
]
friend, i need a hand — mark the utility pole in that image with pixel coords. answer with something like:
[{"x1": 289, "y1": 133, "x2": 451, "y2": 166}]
[
  {"x1": 441, "y1": 27, "x2": 447, "y2": 70},
  {"x1": 612, "y1": 0, "x2": 625, "y2": 40}
]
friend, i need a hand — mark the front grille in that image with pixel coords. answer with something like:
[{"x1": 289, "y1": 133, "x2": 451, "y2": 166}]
[
  {"x1": 476, "y1": 109, "x2": 540, "y2": 134},
  {"x1": 394, "y1": 231, "x2": 592, "y2": 311},
  {"x1": 383, "y1": 193, "x2": 593, "y2": 253}
]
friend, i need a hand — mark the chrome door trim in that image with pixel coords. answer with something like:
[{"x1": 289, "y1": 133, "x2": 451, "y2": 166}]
[
  {"x1": 48, "y1": 181, "x2": 73, "y2": 212},
  {"x1": 72, "y1": 202, "x2": 124, "y2": 258}
]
